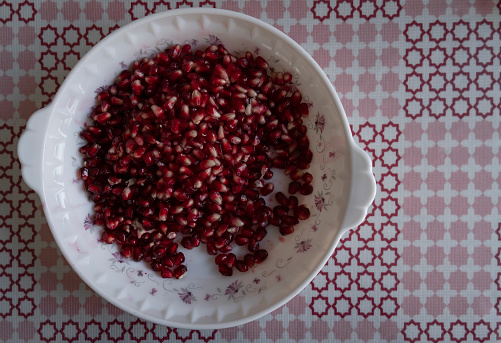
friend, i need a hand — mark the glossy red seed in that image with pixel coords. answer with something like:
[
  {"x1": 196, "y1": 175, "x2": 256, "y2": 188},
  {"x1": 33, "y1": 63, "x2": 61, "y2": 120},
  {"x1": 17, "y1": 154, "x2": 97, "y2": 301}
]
[
  {"x1": 254, "y1": 249, "x2": 268, "y2": 263},
  {"x1": 247, "y1": 238, "x2": 259, "y2": 252},
  {"x1": 172, "y1": 252, "x2": 185, "y2": 265},
  {"x1": 279, "y1": 225, "x2": 295, "y2": 236},
  {"x1": 244, "y1": 254, "x2": 256, "y2": 268},
  {"x1": 275, "y1": 192, "x2": 288, "y2": 206},
  {"x1": 284, "y1": 215, "x2": 300, "y2": 225},
  {"x1": 302, "y1": 172, "x2": 313, "y2": 184},
  {"x1": 235, "y1": 235, "x2": 249, "y2": 246},
  {"x1": 218, "y1": 265, "x2": 233, "y2": 276},
  {"x1": 260, "y1": 182, "x2": 274, "y2": 196},
  {"x1": 101, "y1": 231, "x2": 116, "y2": 244},
  {"x1": 299, "y1": 183, "x2": 314, "y2": 195},
  {"x1": 288, "y1": 181, "x2": 301, "y2": 194},
  {"x1": 226, "y1": 253, "x2": 236, "y2": 268},
  {"x1": 287, "y1": 196, "x2": 298, "y2": 210},
  {"x1": 295, "y1": 205, "x2": 311, "y2": 220},
  {"x1": 215, "y1": 254, "x2": 228, "y2": 266},
  {"x1": 206, "y1": 241, "x2": 217, "y2": 255},
  {"x1": 160, "y1": 268, "x2": 173, "y2": 278},
  {"x1": 173, "y1": 265, "x2": 188, "y2": 279},
  {"x1": 235, "y1": 260, "x2": 248, "y2": 272}
]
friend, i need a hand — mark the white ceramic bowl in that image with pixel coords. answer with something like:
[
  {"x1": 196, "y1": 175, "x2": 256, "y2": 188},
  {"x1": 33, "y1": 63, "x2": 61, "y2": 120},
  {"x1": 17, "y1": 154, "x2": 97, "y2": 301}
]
[{"x1": 18, "y1": 9, "x2": 376, "y2": 329}]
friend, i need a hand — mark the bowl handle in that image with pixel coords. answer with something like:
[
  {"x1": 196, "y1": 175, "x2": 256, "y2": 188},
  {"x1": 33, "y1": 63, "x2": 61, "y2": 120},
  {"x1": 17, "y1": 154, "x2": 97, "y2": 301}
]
[
  {"x1": 340, "y1": 143, "x2": 376, "y2": 231},
  {"x1": 18, "y1": 106, "x2": 52, "y2": 197}
]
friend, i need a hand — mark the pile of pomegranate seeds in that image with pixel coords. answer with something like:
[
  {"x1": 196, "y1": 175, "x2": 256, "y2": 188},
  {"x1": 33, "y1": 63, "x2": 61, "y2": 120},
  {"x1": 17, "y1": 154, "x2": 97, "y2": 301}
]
[{"x1": 78, "y1": 43, "x2": 313, "y2": 279}]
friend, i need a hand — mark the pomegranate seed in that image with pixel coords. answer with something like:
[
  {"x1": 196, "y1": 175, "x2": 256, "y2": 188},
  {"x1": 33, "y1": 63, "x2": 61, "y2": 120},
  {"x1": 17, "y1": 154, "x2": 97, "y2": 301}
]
[
  {"x1": 299, "y1": 183, "x2": 314, "y2": 195},
  {"x1": 254, "y1": 249, "x2": 268, "y2": 263},
  {"x1": 302, "y1": 172, "x2": 313, "y2": 184},
  {"x1": 235, "y1": 235, "x2": 249, "y2": 246},
  {"x1": 247, "y1": 238, "x2": 259, "y2": 252},
  {"x1": 206, "y1": 241, "x2": 217, "y2": 255},
  {"x1": 260, "y1": 183, "x2": 274, "y2": 196},
  {"x1": 225, "y1": 253, "x2": 236, "y2": 268},
  {"x1": 244, "y1": 254, "x2": 256, "y2": 268},
  {"x1": 295, "y1": 205, "x2": 311, "y2": 220},
  {"x1": 255, "y1": 228, "x2": 267, "y2": 241},
  {"x1": 172, "y1": 252, "x2": 185, "y2": 265},
  {"x1": 235, "y1": 260, "x2": 248, "y2": 272},
  {"x1": 275, "y1": 192, "x2": 288, "y2": 206},
  {"x1": 101, "y1": 231, "x2": 116, "y2": 244},
  {"x1": 290, "y1": 168, "x2": 304, "y2": 181},
  {"x1": 215, "y1": 253, "x2": 228, "y2": 265},
  {"x1": 283, "y1": 215, "x2": 299, "y2": 225},
  {"x1": 132, "y1": 80, "x2": 142, "y2": 95},
  {"x1": 229, "y1": 217, "x2": 245, "y2": 227},
  {"x1": 287, "y1": 196, "x2": 298, "y2": 210},
  {"x1": 160, "y1": 268, "x2": 173, "y2": 278},
  {"x1": 279, "y1": 225, "x2": 295, "y2": 236},
  {"x1": 288, "y1": 181, "x2": 301, "y2": 194},
  {"x1": 165, "y1": 242, "x2": 178, "y2": 256},
  {"x1": 172, "y1": 265, "x2": 187, "y2": 279},
  {"x1": 255, "y1": 56, "x2": 269, "y2": 69},
  {"x1": 121, "y1": 245, "x2": 132, "y2": 259},
  {"x1": 218, "y1": 265, "x2": 233, "y2": 276}
]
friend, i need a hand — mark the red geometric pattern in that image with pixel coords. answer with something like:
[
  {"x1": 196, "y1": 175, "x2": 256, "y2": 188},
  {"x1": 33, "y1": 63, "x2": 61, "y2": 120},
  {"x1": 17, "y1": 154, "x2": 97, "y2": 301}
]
[
  {"x1": 403, "y1": 19, "x2": 500, "y2": 119},
  {"x1": 2, "y1": 1, "x2": 500, "y2": 342}
]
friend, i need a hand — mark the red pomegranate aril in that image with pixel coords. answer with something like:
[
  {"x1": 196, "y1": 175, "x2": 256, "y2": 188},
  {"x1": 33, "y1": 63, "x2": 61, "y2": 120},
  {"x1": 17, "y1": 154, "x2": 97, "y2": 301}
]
[
  {"x1": 254, "y1": 249, "x2": 268, "y2": 263},
  {"x1": 255, "y1": 228, "x2": 267, "y2": 241},
  {"x1": 172, "y1": 265, "x2": 187, "y2": 279},
  {"x1": 247, "y1": 238, "x2": 259, "y2": 252},
  {"x1": 218, "y1": 265, "x2": 233, "y2": 276},
  {"x1": 273, "y1": 205, "x2": 288, "y2": 217},
  {"x1": 301, "y1": 172, "x2": 313, "y2": 184},
  {"x1": 226, "y1": 253, "x2": 237, "y2": 268},
  {"x1": 206, "y1": 241, "x2": 217, "y2": 255},
  {"x1": 283, "y1": 215, "x2": 300, "y2": 226},
  {"x1": 260, "y1": 183, "x2": 274, "y2": 196},
  {"x1": 288, "y1": 181, "x2": 301, "y2": 194},
  {"x1": 153, "y1": 246, "x2": 166, "y2": 258},
  {"x1": 165, "y1": 242, "x2": 178, "y2": 256},
  {"x1": 215, "y1": 253, "x2": 228, "y2": 266},
  {"x1": 121, "y1": 245, "x2": 132, "y2": 259},
  {"x1": 295, "y1": 205, "x2": 311, "y2": 220},
  {"x1": 229, "y1": 216, "x2": 245, "y2": 227},
  {"x1": 235, "y1": 260, "x2": 248, "y2": 272},
  {"x1": 171, "y1": 252, "x2": 185, "y2": 266},
  {"x1": 181, "y1": 236, "x2": 195, "y2": 250},
  {"x1": 270, "y1": 216, "x2": 281, "y2": 227},
  {"x1": 101, "y1": 231, "x2": 116, "y2": 244},
  {"x1": 290, "y1": 168, "x2": 305, "y2": 184},
  {"x1": 299, "y1": 183, "x2": 314, "y2": 195},
  {"x1": 160, "y1": 268, "x2": 173, "y2": 279},
  {"x1": 279, "y1": 225, "x2": 295, "y2": 236},
  {"x1": 215, "y1": 236, "x2": 229, "y2": 249},
  {"x1": 244, "y1": 254, "x2": 256, "y2": 268},
  {"x1": 151, "y1": 261, "x2": 162, "y2": 271},
  {"x1": 275, "y1": 192, "x2": 288, "y2": 206},
  {"x1": 235, "y1": 235, "x2": 249, "y2": 246},
  {"x1": 287, "y1": 196, "x2": 298, "y2": 210},
  {"x1": 132, "y1": 247, "x2": 144, "y2": 261},
  {"x1": 218, "y1": 244, "x2": 233, "y2": 253}
]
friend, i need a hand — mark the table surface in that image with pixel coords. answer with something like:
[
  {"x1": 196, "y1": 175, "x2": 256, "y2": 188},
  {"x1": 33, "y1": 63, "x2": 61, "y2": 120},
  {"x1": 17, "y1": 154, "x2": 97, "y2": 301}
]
[{"x1": 2, "y1": 0, "x2": 500, "y2": 342}]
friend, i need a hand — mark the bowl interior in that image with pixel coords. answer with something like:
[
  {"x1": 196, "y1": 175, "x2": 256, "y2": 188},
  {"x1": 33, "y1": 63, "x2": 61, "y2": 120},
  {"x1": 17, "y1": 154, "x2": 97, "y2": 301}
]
[{"x1": 42, "y1": 9, "x2": 351, "y2": 328}]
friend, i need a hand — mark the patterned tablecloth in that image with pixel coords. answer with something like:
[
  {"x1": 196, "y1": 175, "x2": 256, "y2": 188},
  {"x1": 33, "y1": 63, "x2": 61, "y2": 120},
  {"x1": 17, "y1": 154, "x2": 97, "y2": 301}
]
[{"x1": 2, "y1": 0, "x2": 500, "y2": 342}]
